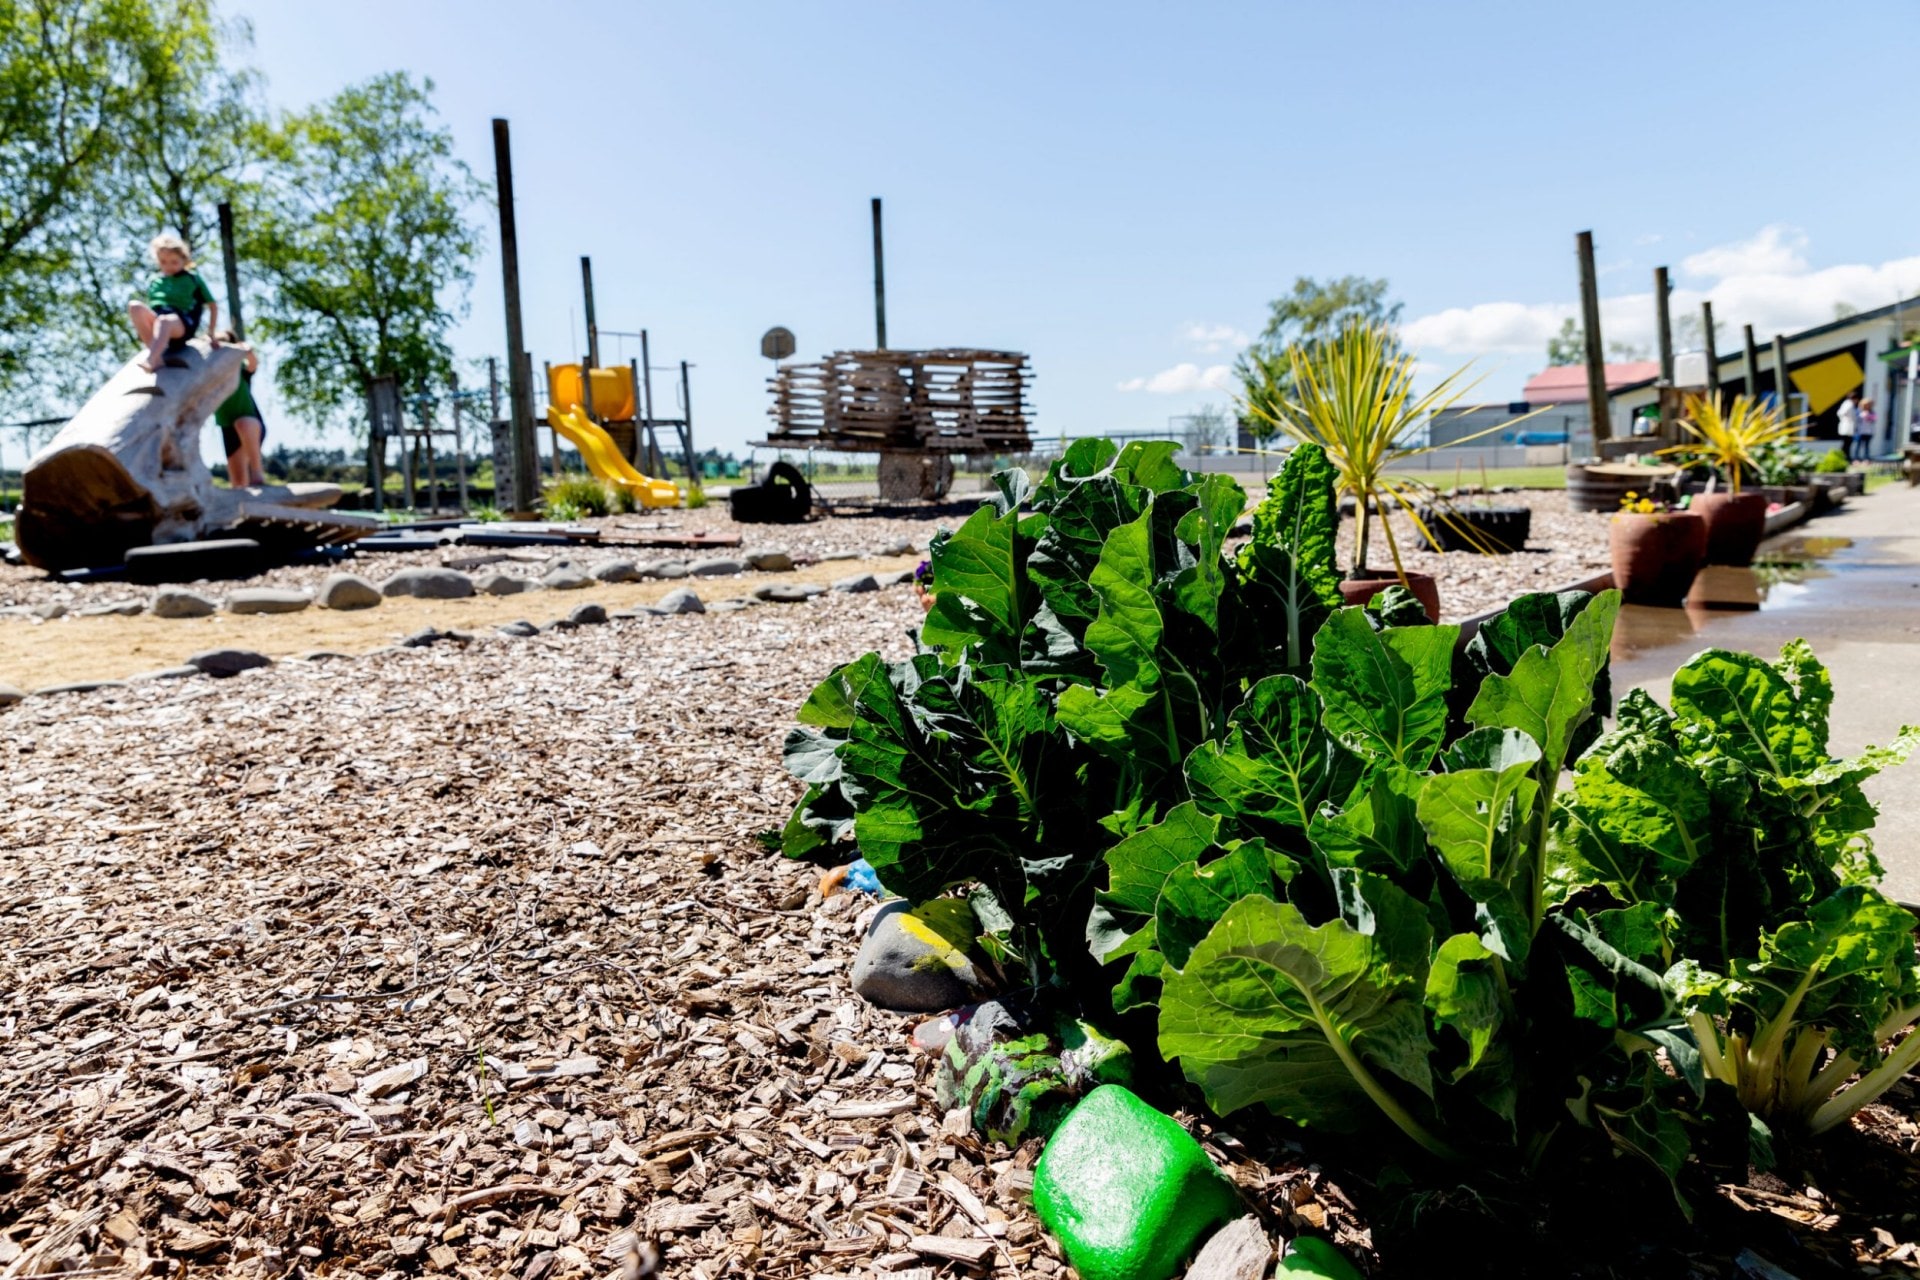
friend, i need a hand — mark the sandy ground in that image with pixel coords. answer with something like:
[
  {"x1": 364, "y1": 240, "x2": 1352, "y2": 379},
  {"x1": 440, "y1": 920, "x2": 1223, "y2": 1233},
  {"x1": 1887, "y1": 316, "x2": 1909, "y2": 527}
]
[{"x1": 0, "y1": 556, "x2": 920, "y2": 691}]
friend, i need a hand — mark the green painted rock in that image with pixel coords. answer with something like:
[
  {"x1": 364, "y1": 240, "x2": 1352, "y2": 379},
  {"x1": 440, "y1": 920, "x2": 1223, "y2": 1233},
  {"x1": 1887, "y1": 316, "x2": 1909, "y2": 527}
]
[
  {"x1": 1033, "y1": 1085, "x2": 1239, "y2": 1280},
  {"x1": 1275, "y1": 1236, "x2": 1366, "y2": 1279},
  {"x1": 935, "y1": 998, "x2": 1133, "y2": 1145}
]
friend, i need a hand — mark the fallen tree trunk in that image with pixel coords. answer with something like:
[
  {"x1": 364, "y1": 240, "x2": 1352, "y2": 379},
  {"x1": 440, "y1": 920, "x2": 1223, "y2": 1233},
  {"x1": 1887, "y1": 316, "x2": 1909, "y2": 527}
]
[{"x1": 15, "y1": 341, "x2": 364, "y2": 570}]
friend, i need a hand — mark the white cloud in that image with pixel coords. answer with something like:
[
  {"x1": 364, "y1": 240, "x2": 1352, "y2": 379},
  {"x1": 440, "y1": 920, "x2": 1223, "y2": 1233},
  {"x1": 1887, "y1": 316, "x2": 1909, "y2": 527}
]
[
  {"x1": 1182, "y1": 322, "x2": 1250, "y2": 353},
  {"x1": 1117, "y1": 362, "x2": 1233, "y2": 394},
  {"x1": 1402, "y1": 227, "x2": 1920, "y2": 369},
  {"x1": 1681, "y1": 224, "x2": 1808, "y2": 279}
]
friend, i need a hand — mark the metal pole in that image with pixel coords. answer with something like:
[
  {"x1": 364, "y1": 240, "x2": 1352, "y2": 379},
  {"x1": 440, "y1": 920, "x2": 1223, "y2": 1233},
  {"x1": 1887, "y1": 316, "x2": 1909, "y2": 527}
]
[
  {"x1": 1772, "y1": 333, "x2": 1793, "y2": 418},
  {"x1": 423, "y1": 399, "x2": 437, "y2": 513},
  {"x1": 628, "y1": 357, "x2": 643, "y2": 464},
  {"x1": 216, "y1": 201, "x2": 244, "y2": 341},
  {"x1": 580, "y1": 256, "x2": 600, "y2": 370},
  {"x1": 1576, "y1": 230, "x2": 1610, "y2": 445},
  {"x1": 1654, "y1": 266, "x2": 1673, "y2": 386},
  {"x1": 1702, "y1": 301, "x2": 1720, "y2": 398},
  {"x1": 449, "y1": 372, "x2": 468, "y2": 512},
  {"x1": 492, "y1": 118, "x2": 538, "y2": 512},
  {"x1": 871, "y1": 197, "x2": 887, "y2": 349},
  {"x1": 679, "y1": 360, "x2": 697, "y2": 486},
  {"x1": 487, "y1": 356, "x2": 501, "y2": 419},
  {"x1": 1743, "y1": 325, "x2": 1761, "y2": 400},
  {"x1": 639, "y1": 329, "x2": 658, "y2": 469}
]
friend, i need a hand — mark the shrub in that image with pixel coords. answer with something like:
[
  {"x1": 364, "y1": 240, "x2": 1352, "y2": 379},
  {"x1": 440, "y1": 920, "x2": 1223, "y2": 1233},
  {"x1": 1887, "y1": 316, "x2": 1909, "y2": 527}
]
[
  {"x1": 545, "y1": 474, "x2": 611, "y2": 517},
  {"x1": 1815, "y1": 447, "x2": 1851, "y2": 474}
]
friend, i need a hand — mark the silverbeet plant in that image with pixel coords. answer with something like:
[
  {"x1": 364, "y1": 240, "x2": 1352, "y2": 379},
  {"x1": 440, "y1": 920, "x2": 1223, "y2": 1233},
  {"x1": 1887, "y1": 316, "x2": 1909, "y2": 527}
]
[{"x1": 782, "y1": 437, "x2": 1919, "y2": 1202}]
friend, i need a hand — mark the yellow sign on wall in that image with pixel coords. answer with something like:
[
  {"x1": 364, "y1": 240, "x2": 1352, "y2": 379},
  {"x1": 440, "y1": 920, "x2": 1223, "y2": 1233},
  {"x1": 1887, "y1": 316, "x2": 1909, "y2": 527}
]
[{"x1": 1789, "y1": 350, "x2": 1865, "y2": 415}]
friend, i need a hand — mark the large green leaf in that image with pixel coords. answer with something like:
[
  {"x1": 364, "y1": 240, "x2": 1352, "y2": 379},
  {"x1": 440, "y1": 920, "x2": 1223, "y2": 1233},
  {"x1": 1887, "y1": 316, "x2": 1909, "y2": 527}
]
[
  {"x1": 1426, "y1": 932, "x2": 1506, "y2": 1079},
  {"x1": 1184, "y1": 675, "x2": 1362, "y2": 830},
  {"x1": 921, "y1": 500, "x2": 1034, "y2": 665},
  {"x1": 1454, "y1": 589, "x2": 1613, "y2": 755},
  {"x1": 1550, "y1": 727, "x2": 1713, "y2": 908},
  {"x1": 1159, "y1": 894, "x2": 1444, "y2": 1149},
  {"x1": 1465, "y1": 590, "x2": 1620, "y2": 775},
  {"x1": 1311, "y1": 608, "x2": 1459, "y2": 769},
  {"x1": 1156, "y1": 840, "x2": 1286, "y2": 969},
  {"x1": 1308, "y1": 765, "x2": 1429, "y2": 875},
  {"x1": 1234, "y1": 443, "x2": 1342, "y2": 672},
  {"x1": 1669, "y1": 648, "x2": 1826, "y2": 780},
  {"x1": 1102, "y1": 801, "x2": 1219, "y2": 918},
  {"x1": 1416, "y1": 728, "x2": 1541, "y2": 967}
]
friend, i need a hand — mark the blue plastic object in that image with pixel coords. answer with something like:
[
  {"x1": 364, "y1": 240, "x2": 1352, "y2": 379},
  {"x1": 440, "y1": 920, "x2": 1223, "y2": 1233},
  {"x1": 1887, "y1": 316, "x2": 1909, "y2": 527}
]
[{"x1": 845, "y1": 858, "x2": 881, "y2": 895}]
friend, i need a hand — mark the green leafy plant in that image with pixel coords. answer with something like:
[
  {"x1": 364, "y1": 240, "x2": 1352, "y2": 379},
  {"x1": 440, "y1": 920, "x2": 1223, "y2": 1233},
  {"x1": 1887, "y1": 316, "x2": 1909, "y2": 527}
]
[
  {"x1": 1749, "y1": 440, "x2": 1817, "y2": 487},
  {"x1": 1662, "y1": 394, "x2": 1806, "y2": 494},
  {"x1": 545, "y1": 474, "x2": 611, "y2": 517},
  {"x1": 1815, "y1": 447, "x2": 1851, "y2": 475},
  {"x1": 467, "y1": 504, "x2": 503, "y2": 523}
]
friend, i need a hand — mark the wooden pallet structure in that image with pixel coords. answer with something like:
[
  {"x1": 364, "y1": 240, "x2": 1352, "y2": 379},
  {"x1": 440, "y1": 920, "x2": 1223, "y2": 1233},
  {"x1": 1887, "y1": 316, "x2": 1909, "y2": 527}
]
[{"x1": 764, "y1": 349, "x2": 1033, "y2": 454}]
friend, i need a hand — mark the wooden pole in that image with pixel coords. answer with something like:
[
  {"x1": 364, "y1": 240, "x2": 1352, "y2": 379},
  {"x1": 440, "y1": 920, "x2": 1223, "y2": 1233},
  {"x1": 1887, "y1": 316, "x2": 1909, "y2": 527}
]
[
  {"x1": 679, "y1": 360, "x2": 697, "y2": 486},
  {"x1": 1772, "y1": 333, "x2": 1793, "y2": 417},
  {"x1": 542, "y1": 360, "x2": 560, "y2": 478},
  {"x1": 1576, "y1": 230, "x2": 1611, "y2": 446},
  {"x1": 1654, "y1": 266, "x2": 1674, "y2": 386},
  {"x1": 871, "y1": 197, "x2": 887, "y2": 350},
  {"x1": 449, "y1": 372, "x2": 468, "y2": 511},
  {"x1": 1702, "y1": 301, "x2": 1720, "y2": 398},
  {"x1": 628, "y1": 357, "x2": 644, "y2": 465},
  {"x1": 1743, "y1": 325, "x2": 1761, "y2": 400},
  {"x1": 423, "y1": 399, "x2": 437, "y2": 513},
  {"x1": 580, "y1": 256, "x2": 600, "y2": 370},
  {"x1": 216, "y1": 201, "x2": 244, "y2": 342},
  {"x1": 491, "y1": 119, "x2": 538, "y2": 512}
]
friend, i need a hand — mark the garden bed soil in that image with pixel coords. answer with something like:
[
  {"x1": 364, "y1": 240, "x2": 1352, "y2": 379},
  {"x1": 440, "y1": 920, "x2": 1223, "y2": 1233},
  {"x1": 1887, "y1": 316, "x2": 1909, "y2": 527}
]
[{"x1": 5, "y1": 582, "x2": 1920, "y2": 1276}]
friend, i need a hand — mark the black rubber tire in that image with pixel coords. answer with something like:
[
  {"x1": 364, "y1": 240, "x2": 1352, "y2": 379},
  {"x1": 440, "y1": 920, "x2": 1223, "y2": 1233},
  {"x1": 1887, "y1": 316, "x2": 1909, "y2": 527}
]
[
  {"x1": 1423, "y1": 507, "x2": 1532, "y2": 554},
  {"x1": 123, "y1": 537, "x2": 267, "y2": 583},
  {"x1": 729, "y1": 461, "x2": 812, "y2": 524}
]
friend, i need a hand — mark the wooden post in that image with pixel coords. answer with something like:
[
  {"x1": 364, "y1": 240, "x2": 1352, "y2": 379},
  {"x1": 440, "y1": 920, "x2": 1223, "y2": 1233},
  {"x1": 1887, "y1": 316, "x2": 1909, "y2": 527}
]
[
  {"x1": 1576, "y1": 230, "x2": 1611, "y2": 445},
  {"x1": 1743, "y1": 324, "x2": 1761, "y2": 399},
  {"x1": 400, "y1": 395, "x2": 416, "y2": 511},
  {"x1": 542, "y1": 359, "x2": 560, "y2": 478},
  {"x1": 1702, "y1": 301, "x2": 1720, "y2": 398},
  {"x1": 580, "y1": 256, "x2": 600, "y2": 370},
  {"x1": 423, "y1": 397, "x2": 438, "y2": 513},
  {"x1": 1772, "y1": 333, "x2": 1793, "y2": 417},
  {"x1": 449, "y1": 372, "x2": 468, "y2": 512},
  {"x1": 1654, "y1": 266, "x2": 1673, "y2": 386},
  {"x1": 216, "y1": 201, "x2": 244, "y2": 342},
  {"x1": 871, "y1": 197, "x2": 887, "y2": 350},
  {"x1": 679, "y1": 360, "x2": 697, "y2": 486},
  {"x1": 491, "y1": 119, "x2": 538, "y2": 513},
  {"x1": 628, "y1": 357, "x2": 644, "y2": 464}
]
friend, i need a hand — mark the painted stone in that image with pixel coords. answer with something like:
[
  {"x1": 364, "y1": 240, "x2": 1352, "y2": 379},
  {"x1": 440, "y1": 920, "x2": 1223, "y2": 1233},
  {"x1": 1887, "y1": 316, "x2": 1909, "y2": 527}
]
[
  {"x1": 1032, "y1": 1085, "x2": 1239, "y2": 1280},
  {"x1": 934, "y1": 996, "x2": 1133, "y2": 1145},
  {"x1": 851, "y1": 900, "x2": 984, "y2": 1012}
]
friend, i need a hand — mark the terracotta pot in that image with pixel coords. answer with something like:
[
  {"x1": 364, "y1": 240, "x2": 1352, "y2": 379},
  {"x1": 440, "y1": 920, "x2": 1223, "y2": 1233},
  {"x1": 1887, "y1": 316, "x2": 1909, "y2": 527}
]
[
  {"x1": 1609, "y1": 511, "x2": 1706, "y2": 606},
  {"x1": 1337, "y1": 570, "x2": 1440, "y2": 622},
  {"x1": 1690, "y1": 490, "x2": 1770, "y2": 566}
]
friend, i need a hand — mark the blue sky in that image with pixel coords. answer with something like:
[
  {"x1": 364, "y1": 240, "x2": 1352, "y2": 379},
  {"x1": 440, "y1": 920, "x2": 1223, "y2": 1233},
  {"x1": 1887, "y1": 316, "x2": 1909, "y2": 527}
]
[{"x1": 237, "y1": 0, "x2": 1920, "y2": 456}]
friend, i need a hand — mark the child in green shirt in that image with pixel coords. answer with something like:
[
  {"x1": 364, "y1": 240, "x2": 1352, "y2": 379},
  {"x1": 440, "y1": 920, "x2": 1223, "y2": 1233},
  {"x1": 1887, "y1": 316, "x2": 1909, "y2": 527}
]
[
  {"x1": 130, "y1": 232, "x2": 219, "y2": 374},
  {"x1": 212, "y1": 330, "x2": 266, "y2": 487}
]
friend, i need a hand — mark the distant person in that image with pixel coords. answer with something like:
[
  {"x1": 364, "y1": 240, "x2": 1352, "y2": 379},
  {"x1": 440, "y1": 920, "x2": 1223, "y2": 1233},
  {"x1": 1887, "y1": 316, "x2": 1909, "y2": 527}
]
[
  {"x1": 129, "y1": 232, "x2": 218, "y2": 375},
  {"x1": 1858, "y1": 395, "x2": 1878, "y2": 461},
  {"x1": 212, "y1": 331, "x2": 265, "y2": 487},
  {"x1": 1836, "y1": 390, "x2": 1861, "y2": 462}
]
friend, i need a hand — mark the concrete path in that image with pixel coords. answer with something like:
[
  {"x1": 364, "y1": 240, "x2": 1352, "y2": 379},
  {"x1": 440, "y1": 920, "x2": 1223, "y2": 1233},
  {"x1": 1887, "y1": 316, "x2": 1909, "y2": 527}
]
[{"x1": 1608, "y1": 483, "x2": 1920, "y2": 902}]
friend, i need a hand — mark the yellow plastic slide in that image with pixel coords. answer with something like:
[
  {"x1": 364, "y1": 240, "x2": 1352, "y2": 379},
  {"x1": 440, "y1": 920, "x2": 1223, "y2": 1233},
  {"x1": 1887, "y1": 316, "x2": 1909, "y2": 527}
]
[{"x1": 545, "y1": 404, "x2": 682, "y2": 508}]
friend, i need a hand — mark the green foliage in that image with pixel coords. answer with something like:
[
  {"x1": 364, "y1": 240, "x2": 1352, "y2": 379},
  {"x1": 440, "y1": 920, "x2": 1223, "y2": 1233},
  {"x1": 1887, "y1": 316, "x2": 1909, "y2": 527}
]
[
  {"x1": 1751, "y1": 440, "x2": 1818, "y2": 486},
  {"x1": 245, "y1": 72, "x2": 484, "y2": 432},
  {"x1": 546, "y1": 474, "x2": 611, "y2": 518},
  {"x1": 782, "y1": 434, "x2": 1919, "y2": 1206},
  {"x1": 1236, "y1": 277, "x2": 1402, "y2": 451},
  {"x1": 542, "y1": 498, "x2": 585, "y2": 523},
  {"x1": 1546, "y1": 317, "x2": 1584, "y2": 367},
  {"x1": 1815, "y1": 447, "x2": 1850, "y2": 474}
]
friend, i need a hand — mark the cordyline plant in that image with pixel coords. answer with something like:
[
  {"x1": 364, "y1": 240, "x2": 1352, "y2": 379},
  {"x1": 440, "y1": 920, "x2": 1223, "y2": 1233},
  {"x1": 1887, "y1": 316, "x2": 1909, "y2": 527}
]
[
  {"x1": 1662, "y1": 393, "x2": 1807, "y2": 494},
  {"x1": 781, "y1": 437, "x2": 1919, "y2": 1204}
]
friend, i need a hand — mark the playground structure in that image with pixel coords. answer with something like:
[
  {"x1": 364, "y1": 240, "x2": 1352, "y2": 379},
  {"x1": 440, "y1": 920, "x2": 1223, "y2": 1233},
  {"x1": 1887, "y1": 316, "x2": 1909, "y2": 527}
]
[
  {"x1": 544, "y1": 403, "x2": 681, "y2": 507},
  {"x1": 13, "y1": 342, "x2": 375, "y2": 571}
]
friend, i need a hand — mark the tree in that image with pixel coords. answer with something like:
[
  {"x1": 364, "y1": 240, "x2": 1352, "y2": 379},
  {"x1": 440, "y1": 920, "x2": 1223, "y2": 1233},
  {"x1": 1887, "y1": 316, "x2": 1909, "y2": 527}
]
[
  {"x1": 0, "y1": 0, "x2": 186, "y2": 408},
  {"x1": 1235, "y1": 276, "x2": 1402, "y2": 470},
  {"x1": 245, "y1": 72, "x2": 484, "y2": 433},
  {"x1": 1546, "y1": 316, "x2": 1583, "y2": 365},
  {"x1": 1181, "y1": 404, "x2": 1230, "y2": 456}
]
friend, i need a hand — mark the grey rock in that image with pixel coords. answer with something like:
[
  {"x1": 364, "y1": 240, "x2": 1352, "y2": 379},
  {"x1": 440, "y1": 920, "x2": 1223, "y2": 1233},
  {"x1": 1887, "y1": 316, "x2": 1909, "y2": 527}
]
[
  {"x1": 650, "y1": 560, "x2": 690, "y2": 579},
  {"x1": 317, "y1": 573, "x2": 382, "y2": 610},
  {"x1": 832, "y1": 573, "x2": 880, "y2": 594},
  {"x1": 381, "y1": 567, "x2": 475, "y2": 599},
  {"x1": 151, "y1": 589, "x2": 217, "y2": 619},
  {"x1": 650, "y1": 588, "x2": 705, "y2": 615},
  {"x1": 79, "y1": 599, "x2": 146, "y2": 617},
  {"x1": 544, "y1": 618, "x2": 579, "y2": 632},
  {"x1": 568, "y1": 602, "x2": 609, "y2": 626},
  {"x1": 744, "y1": 547, "x2": 795, "y2": 572},
  {"x1": 707, "y1": 600, "x2": 750, "y2": 613},
  {"x1": 474, "y1": 571, "x2": 539, "y2": 596},
  {"x1": 227, "y1": 587, "x2": 312, "y2": 615},
  {"x1": 1185, "y1": 1217, "x2": 1273, "y2": 1280},
  {"x1": 187, "y1": 648, "x2": 274, "y2": 678},
  {"x1": 0, "y1": 683, "x2": 25, "y2": 706},
  {"x1": 26, "y1": 601, "x2": 67, "y2": 620},
  {"x1": 882, "y1": 569, "x2": 918, "y2": 587},
  {"x1": 754, "y1": 582, "x2": 826, "y2": 604},
  {"x1": 818, "y1": 550, "x2": 860, "y2": 562},
  {"x1": 33, "y1": 679, "x2": 128, "y2": 696},
  {"x1": 688, "y1": 557, "x2": 746, "y2": 577},
  {"x1": 399, "y1": 627, "x2": 458, "y2": 648},
  {"x1": 851, "y1": 901, "x2": 982, "y2": 1013},
  {"x1": 591, "y1": 560, "x2": 642, "y2": 584},
  {"x1": 131, "y1": 665, "x2": 200, "y2": 682},
  {"x1": 299, "y1": 650, "x2": 353, "y2": 662},
  {"x1": 875, "y1": 538, "x2": 915, "y2": 557},
  {"x1": 541, "y1": 566, "x2": 592, "y2": 591},
  {"x1": 496, "y1": 620, "x2": 539, "y2": 637}
]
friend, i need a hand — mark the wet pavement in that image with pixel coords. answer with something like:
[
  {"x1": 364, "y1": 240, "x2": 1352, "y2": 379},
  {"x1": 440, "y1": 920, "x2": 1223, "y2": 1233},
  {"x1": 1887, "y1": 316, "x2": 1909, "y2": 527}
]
[{"x1": 1607, "y1": 483, "x2": 1920, "y2": 903}]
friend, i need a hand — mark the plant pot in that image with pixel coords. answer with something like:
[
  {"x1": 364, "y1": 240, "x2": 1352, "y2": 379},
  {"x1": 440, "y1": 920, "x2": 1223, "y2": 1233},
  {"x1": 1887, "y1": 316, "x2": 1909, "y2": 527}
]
[
  {"x1": 1419, "y1": 505, "x2": 1532, "y2": 553},
  {"x1": 1609, "y1": 511, "x2": 1706, "y2": 607},
  {"x1": 1337, "y1": 569, "x2": 1440, "y2": 622},
  {"x1": 1689, "y1": 490, "x2": 1770, "y2": 566}
]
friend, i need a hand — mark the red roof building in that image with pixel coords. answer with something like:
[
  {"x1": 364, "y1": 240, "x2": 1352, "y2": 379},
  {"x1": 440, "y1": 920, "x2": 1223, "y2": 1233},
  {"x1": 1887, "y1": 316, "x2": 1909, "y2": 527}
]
[{"x1": 1521, "y1": 361, "x2": 1662, "y2": 404}]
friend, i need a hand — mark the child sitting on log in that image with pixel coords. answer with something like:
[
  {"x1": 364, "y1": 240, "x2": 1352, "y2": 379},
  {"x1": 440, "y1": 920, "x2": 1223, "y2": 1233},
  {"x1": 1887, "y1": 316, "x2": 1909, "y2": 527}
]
[{"x1": 130, "y1": 232, "x2": 219, "y2": 374}]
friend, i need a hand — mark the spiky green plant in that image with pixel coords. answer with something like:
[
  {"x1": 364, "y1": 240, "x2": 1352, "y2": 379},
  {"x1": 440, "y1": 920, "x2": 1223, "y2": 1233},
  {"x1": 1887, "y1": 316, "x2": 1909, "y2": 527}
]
[{"x1": 1663, "y1": 394, "x2": 1807, "y2": 494}]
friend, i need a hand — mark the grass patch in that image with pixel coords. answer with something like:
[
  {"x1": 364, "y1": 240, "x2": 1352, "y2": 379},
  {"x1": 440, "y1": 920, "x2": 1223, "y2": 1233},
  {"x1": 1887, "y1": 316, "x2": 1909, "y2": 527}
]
[
  {"x1": 1383, "y1": 464, "x2": 1569, "y2": 491},
  {"x1": 544, "y1": 474, "x2": 611, "y2": 518},
  {"x1": 1866, "y1": 471, "x2": 1900, "y2": 494}
]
